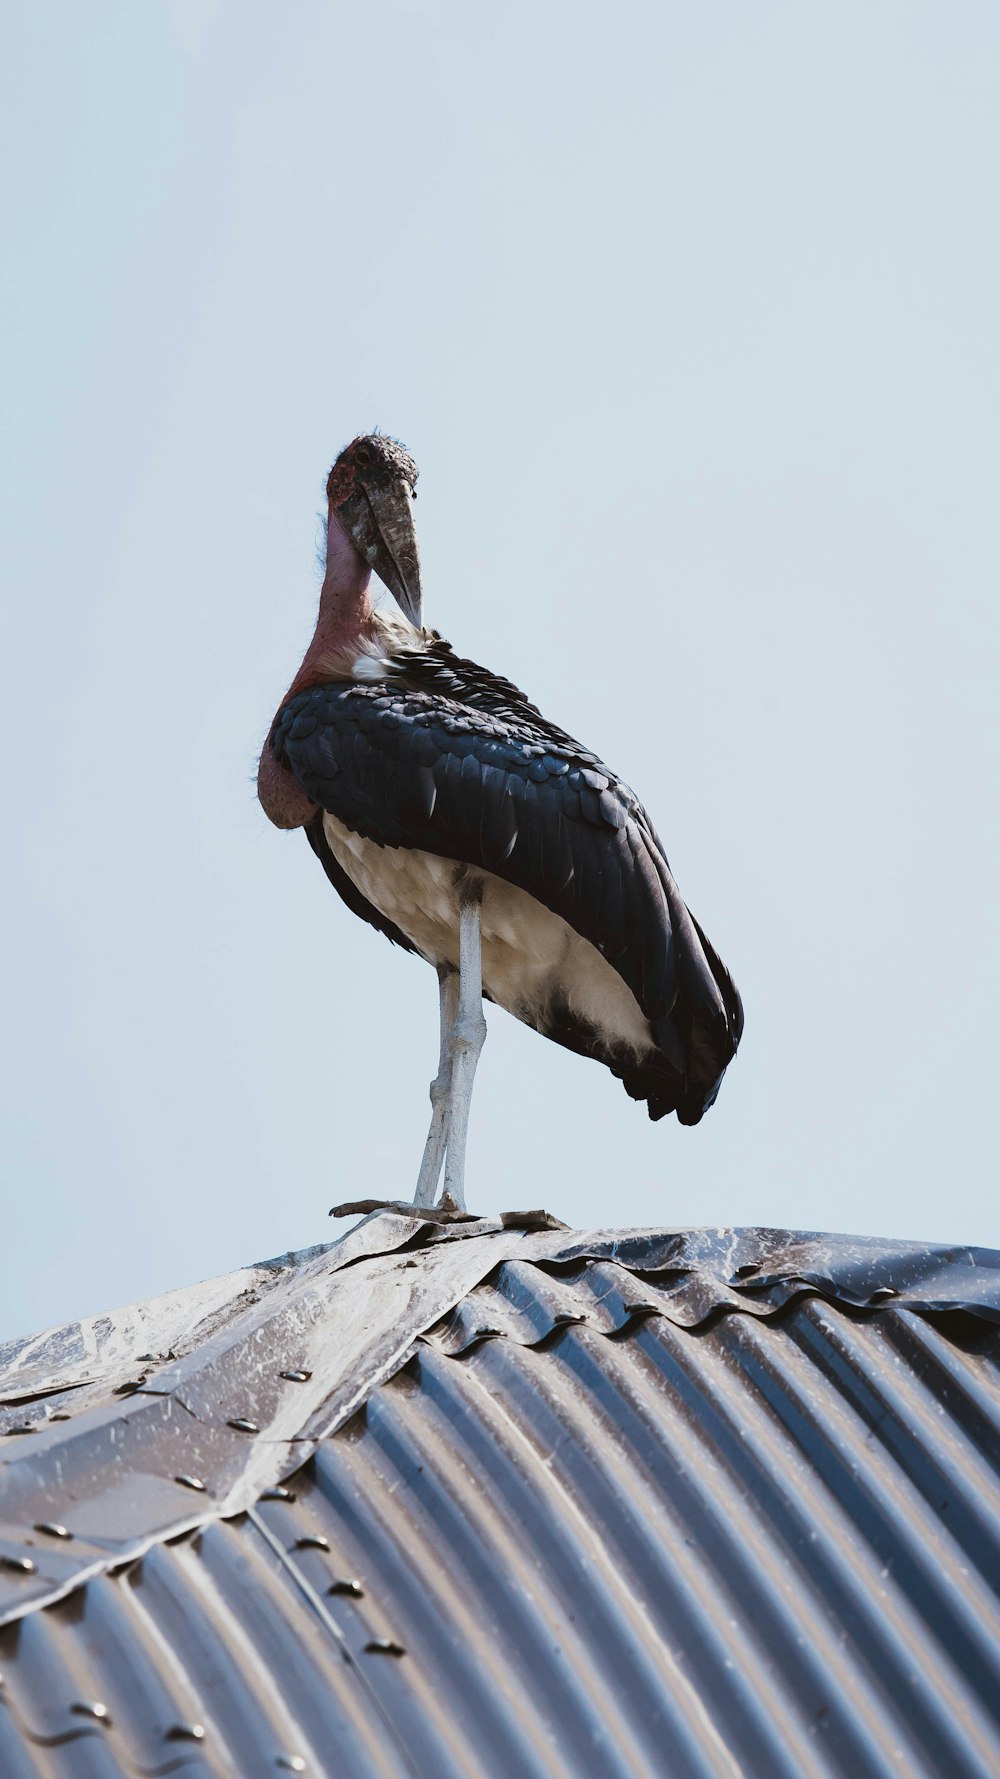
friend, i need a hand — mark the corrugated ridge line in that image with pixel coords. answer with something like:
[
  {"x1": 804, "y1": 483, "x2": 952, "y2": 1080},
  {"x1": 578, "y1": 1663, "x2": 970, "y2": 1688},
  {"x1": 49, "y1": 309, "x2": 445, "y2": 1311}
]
[
  {"x1": 657, "y1": 1304, "x2": 1000, "y2": 1775},
  {"x1": 258, "y1": 1471, "x2": 543, "y2": 1779},
  {"x1": 0, "y1": 1702, "x2": 124, "y2": 1779},
  {"x1": 1, "y1": 1279, "x2": 998, "y2": 1779},
  {"x1": 309, "y1": 1372, "x2": 729, "y2": 1779},
  {"x1": 243, "y1": 1507, "x2": 420, "y2": 1779},
  {"x1": 7, "y1": 1564, "x2": 228, "y2": 1778},
  {"x1": 724, "y1": 1305, "x2": 1000, "y2": 1719},
  {"x1": 462, "y1": 1268, "x2": 1000, "y2": 1641},
  {"x1": 0, "y1": 1700, "x2": 41, "y2": 1779},
  {"x1": 0, "y1": 1708, "x2": 49, "y2": 1779},
  {"x1": 0, "y1": 1726, "x2": 124, "y2": 1779},
  {"x1": 0, "y1": 1583, "x2": 150, "y2": 1779},
  {"x1": 874, "y1": 1309, "x2": 1000, "y2": 1477},
  {"x1": 0, "y1": 1513, "x2": 414, "y2": 1779},
  {"x1": 511, "y1": 1310, "x2": 997, "y2": 1777},
  {"x1": 132, "y1": 1524, "x2": 407, "y2": 1778},
  {"x1": 327, "y1": 1368, "x2": 738, "y2": 1779},
  {"x1": 438, "y1": 1327, "x2": 915, "y2": 1779},
  {"x1": 424, "y1": 1257, "x2": 690, "y2": 1352},
  {"x1": 785, "y1": 1303, "x2": 1000, "y2": 1589},
  {"x1": 459, "y1": 1274, "x2": 1000, "y2": 1762},
  {"x1": 312, "y1": 1341, "x2": 832, "y2": 1779},
  {"x1": 314, "y1": 1409, "x2": 640, "y2": 1779},
  {"x1": 319, "y1": 1303, "x2": 1000, "y2": 1778}
]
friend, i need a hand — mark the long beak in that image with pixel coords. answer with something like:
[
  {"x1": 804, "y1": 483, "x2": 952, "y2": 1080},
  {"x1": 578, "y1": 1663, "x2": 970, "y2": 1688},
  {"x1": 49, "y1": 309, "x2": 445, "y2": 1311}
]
[{"x1": 338, "y1": 477, "x2": 422, "y2": 627}]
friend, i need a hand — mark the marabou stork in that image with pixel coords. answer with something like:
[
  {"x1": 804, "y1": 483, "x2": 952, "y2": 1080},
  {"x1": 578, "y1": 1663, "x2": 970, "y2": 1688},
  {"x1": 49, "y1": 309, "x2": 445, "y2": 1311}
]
[{"x1": 258, "y1": 434, "x2": 743, "y2": 1211}]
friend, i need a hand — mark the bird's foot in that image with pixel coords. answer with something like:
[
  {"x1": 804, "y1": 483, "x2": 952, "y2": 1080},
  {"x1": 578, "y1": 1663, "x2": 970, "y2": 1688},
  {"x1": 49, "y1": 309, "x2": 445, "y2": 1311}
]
[
  {"x1": 329, "y1": 1198, "x2": 570, "y2": 1232},
  {"x1": 329, "y1": 1196, "x2": 478, "y2": 1225}
]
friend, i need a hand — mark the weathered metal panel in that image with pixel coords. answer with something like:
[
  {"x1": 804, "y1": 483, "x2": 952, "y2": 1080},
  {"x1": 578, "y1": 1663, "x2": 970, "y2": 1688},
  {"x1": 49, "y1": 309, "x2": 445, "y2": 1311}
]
[{"x1": 1, "y1": 1227, "x2": 999, "y2": 1778}]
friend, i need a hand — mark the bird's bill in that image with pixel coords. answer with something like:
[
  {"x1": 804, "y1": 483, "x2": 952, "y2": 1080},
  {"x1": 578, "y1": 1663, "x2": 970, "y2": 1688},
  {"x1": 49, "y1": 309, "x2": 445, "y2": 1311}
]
[{"x1": 338, "y1": 478, "x2": 422, "y2": 627}]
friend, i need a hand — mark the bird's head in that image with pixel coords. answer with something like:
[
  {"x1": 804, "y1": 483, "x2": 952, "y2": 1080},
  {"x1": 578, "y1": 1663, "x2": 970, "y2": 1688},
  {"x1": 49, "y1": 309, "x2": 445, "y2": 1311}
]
[{"x1": 326, "y1": 433, "x2": 422, "y2": 627}]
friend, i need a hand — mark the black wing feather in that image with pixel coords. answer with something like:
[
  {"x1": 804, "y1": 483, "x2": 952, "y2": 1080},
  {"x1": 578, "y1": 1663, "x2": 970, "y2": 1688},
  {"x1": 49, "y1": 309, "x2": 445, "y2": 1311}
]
[{"x1": 272, "y1": 667, "x2": 742, "y2": 1123}]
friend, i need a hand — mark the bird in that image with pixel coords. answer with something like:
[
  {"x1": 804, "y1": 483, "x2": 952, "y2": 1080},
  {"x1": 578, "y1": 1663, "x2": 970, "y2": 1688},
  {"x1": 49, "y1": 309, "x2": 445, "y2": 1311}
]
[{"x1": 258, "y1": 433, "x2": 743, "y2": 1212}]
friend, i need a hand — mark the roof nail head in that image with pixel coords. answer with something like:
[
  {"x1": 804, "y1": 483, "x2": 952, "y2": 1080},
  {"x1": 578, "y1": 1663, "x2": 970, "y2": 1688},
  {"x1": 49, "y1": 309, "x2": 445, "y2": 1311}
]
[
  {"x1": 277, "y1": 1759, "x2": 307, "y2": 1773},
  {"x1": 166, "y1": 1722, "x2": 206, "y2": 1741},
  {"x1": 365, "y1": 1638, "x2": 406, "y2": 1657},
  {"x1": 228, "y1": 1418, "x2": 259, "y2": 1434},
  {"x1": 280, "y1": 1369, "x2": 311, "y2": 1383},
  {"x1": 34, "y1": 1522, "x2": 72, "y2": 1540},
  {"x1": 261, "y1": 1486, "x2": 296, "y2": 1503},
  {"x1": 328, "y1": 1578, "x2": 364, "y2": 1597},
  {"x1": 174, "y1": 1474, "x2": 207, "y2": 1492},
  {"x1": 1, "y1": 1554, "x2": 36, "y2": 1574},
  {"x1": 871, "y1": 1286, "x2": 898, "y2": 1302},
  {"x1": 295, "y1": 1534, "x2": 330, "y2": 1551},
  {"x1": 72, "y1": 1701, "x2": 111, "y2": 1723}
]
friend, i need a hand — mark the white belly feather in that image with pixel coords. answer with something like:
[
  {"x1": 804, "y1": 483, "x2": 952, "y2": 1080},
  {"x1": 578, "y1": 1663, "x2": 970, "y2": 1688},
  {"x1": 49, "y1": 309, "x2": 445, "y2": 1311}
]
[{"x1": 322, "y1": 813, "x2": 656, "y2": 1060}]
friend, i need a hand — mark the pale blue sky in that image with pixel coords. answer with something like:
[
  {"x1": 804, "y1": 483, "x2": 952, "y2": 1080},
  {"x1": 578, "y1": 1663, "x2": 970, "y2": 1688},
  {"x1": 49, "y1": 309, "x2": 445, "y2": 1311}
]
[{"x1": 2, "y1": 1, "x2": 998, "y2": 1342}]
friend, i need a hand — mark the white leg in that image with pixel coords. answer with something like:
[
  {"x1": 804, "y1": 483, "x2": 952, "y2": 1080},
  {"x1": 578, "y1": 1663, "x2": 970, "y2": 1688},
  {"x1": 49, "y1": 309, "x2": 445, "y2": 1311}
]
[
  {"x1": 442, "y1": 888, "x2": 487, "y2": 1211},
  {"x1": 413, "y1": 967, "x2": 459, "y2": 1207}
]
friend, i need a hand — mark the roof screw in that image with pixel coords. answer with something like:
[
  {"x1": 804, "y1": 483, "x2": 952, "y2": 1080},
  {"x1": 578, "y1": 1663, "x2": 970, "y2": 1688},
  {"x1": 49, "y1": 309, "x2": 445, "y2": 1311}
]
[
  {"x1": 260, "y1": 1486, "x2": 297, "y2": 1503},
  {"x1": 276, "y1": 1759, "x2": 307, "y2": 1773},
  {"x1": 34, "y1": 1523, "x2": 72, "y2": 1540},
  {"x1": 552, "y1": 1312, "x2": 586, "y2": 1326},
  {"x1": 1, "y1": 1554, "x2": 36, "y2": 1574},
  {"x1": 72, "y1": 1701, "x2": 111, "y2": 1723},
  {"x1": 328, "y1": 1578, "x2": 364, "y2": 1598},
  {"x1": 166, "y1": 1722, "x2": 206, "y2": 1741},
  {"x1": 227, "y1": 1418, "x2": 259, "y2": 1434},
  {"x1": 870, "y1": 1286, "x2": 898, "y2": 1302},
  {"x1": 174, "y1": 1474, "x2": 207, "y2": 1492},
  {"x1": 280, "y1": 1369, "x2": 312, "y2": 1383},
  {"x1": 295, "y1": 1535, "x2": 330, "y2": 1551},
  {"x1": 365, "y1": 1638, "x2": 406, "y2": 1657}
]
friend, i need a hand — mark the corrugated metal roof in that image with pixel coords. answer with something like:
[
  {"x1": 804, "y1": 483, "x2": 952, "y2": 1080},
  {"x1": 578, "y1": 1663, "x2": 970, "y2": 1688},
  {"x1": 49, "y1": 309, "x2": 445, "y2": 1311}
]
[{"x1": 1, "y1": 1216, "x2": 999, "y2": 1777}]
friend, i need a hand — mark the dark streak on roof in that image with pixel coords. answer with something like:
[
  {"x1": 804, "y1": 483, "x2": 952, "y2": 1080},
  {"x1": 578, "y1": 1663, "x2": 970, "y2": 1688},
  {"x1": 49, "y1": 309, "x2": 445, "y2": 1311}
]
[{"x1": 0, "y1": 1216, "x2": 999, "y2": 1778}]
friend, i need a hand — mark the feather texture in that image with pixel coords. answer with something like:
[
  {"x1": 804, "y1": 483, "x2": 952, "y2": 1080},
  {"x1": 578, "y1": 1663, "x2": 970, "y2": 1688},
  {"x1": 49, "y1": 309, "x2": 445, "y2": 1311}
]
[{"x1": 271, "y1": 640, "x2": 743, "y2": 1123}]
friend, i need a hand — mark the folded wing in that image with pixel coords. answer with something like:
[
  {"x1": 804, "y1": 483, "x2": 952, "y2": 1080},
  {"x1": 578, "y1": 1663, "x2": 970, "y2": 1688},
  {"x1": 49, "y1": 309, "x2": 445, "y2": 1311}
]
[{"x1": 272, "y1": 680, "x2": 742, "y2": 1122}]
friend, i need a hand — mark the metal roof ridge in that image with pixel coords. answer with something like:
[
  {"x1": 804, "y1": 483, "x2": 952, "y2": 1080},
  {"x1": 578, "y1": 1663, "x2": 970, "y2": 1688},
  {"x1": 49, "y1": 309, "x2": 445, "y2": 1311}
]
[
  {"x1": 0, "y1": 1219, "x2": 582, "y2": 1626},
  {"x1": 2, "y1": 1219, "x2": 998, "y2": 1631}
]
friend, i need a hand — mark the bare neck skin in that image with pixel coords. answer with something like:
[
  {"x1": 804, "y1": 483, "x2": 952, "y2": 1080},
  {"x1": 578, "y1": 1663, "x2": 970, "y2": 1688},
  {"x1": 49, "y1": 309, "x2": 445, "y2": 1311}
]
[
  {"x1": 257, "y1": 508, "x2": 372, "y2": 829},
  {"x1": 292, "y1": 510, "x2": 377, "y2": 691}
]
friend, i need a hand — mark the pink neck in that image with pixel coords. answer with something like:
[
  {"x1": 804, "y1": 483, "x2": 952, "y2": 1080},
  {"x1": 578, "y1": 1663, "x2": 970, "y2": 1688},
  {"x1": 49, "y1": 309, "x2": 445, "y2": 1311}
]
[
  {"x1": 257, "y1": 506, "x2": 373, "y2": 830},
  {"x1": 287, "y1": 508, "x2": 373, "y2": 697}
]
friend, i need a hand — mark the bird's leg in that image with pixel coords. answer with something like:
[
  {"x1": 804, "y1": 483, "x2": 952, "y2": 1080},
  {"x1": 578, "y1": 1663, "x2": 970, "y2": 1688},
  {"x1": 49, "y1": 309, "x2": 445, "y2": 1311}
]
[
  {"x1": 413, "y1": 966, "x2": 459, "y2": 1207},
  {"x1": 441, "y1": 882, "x2": 487, "y2": 1211}
]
